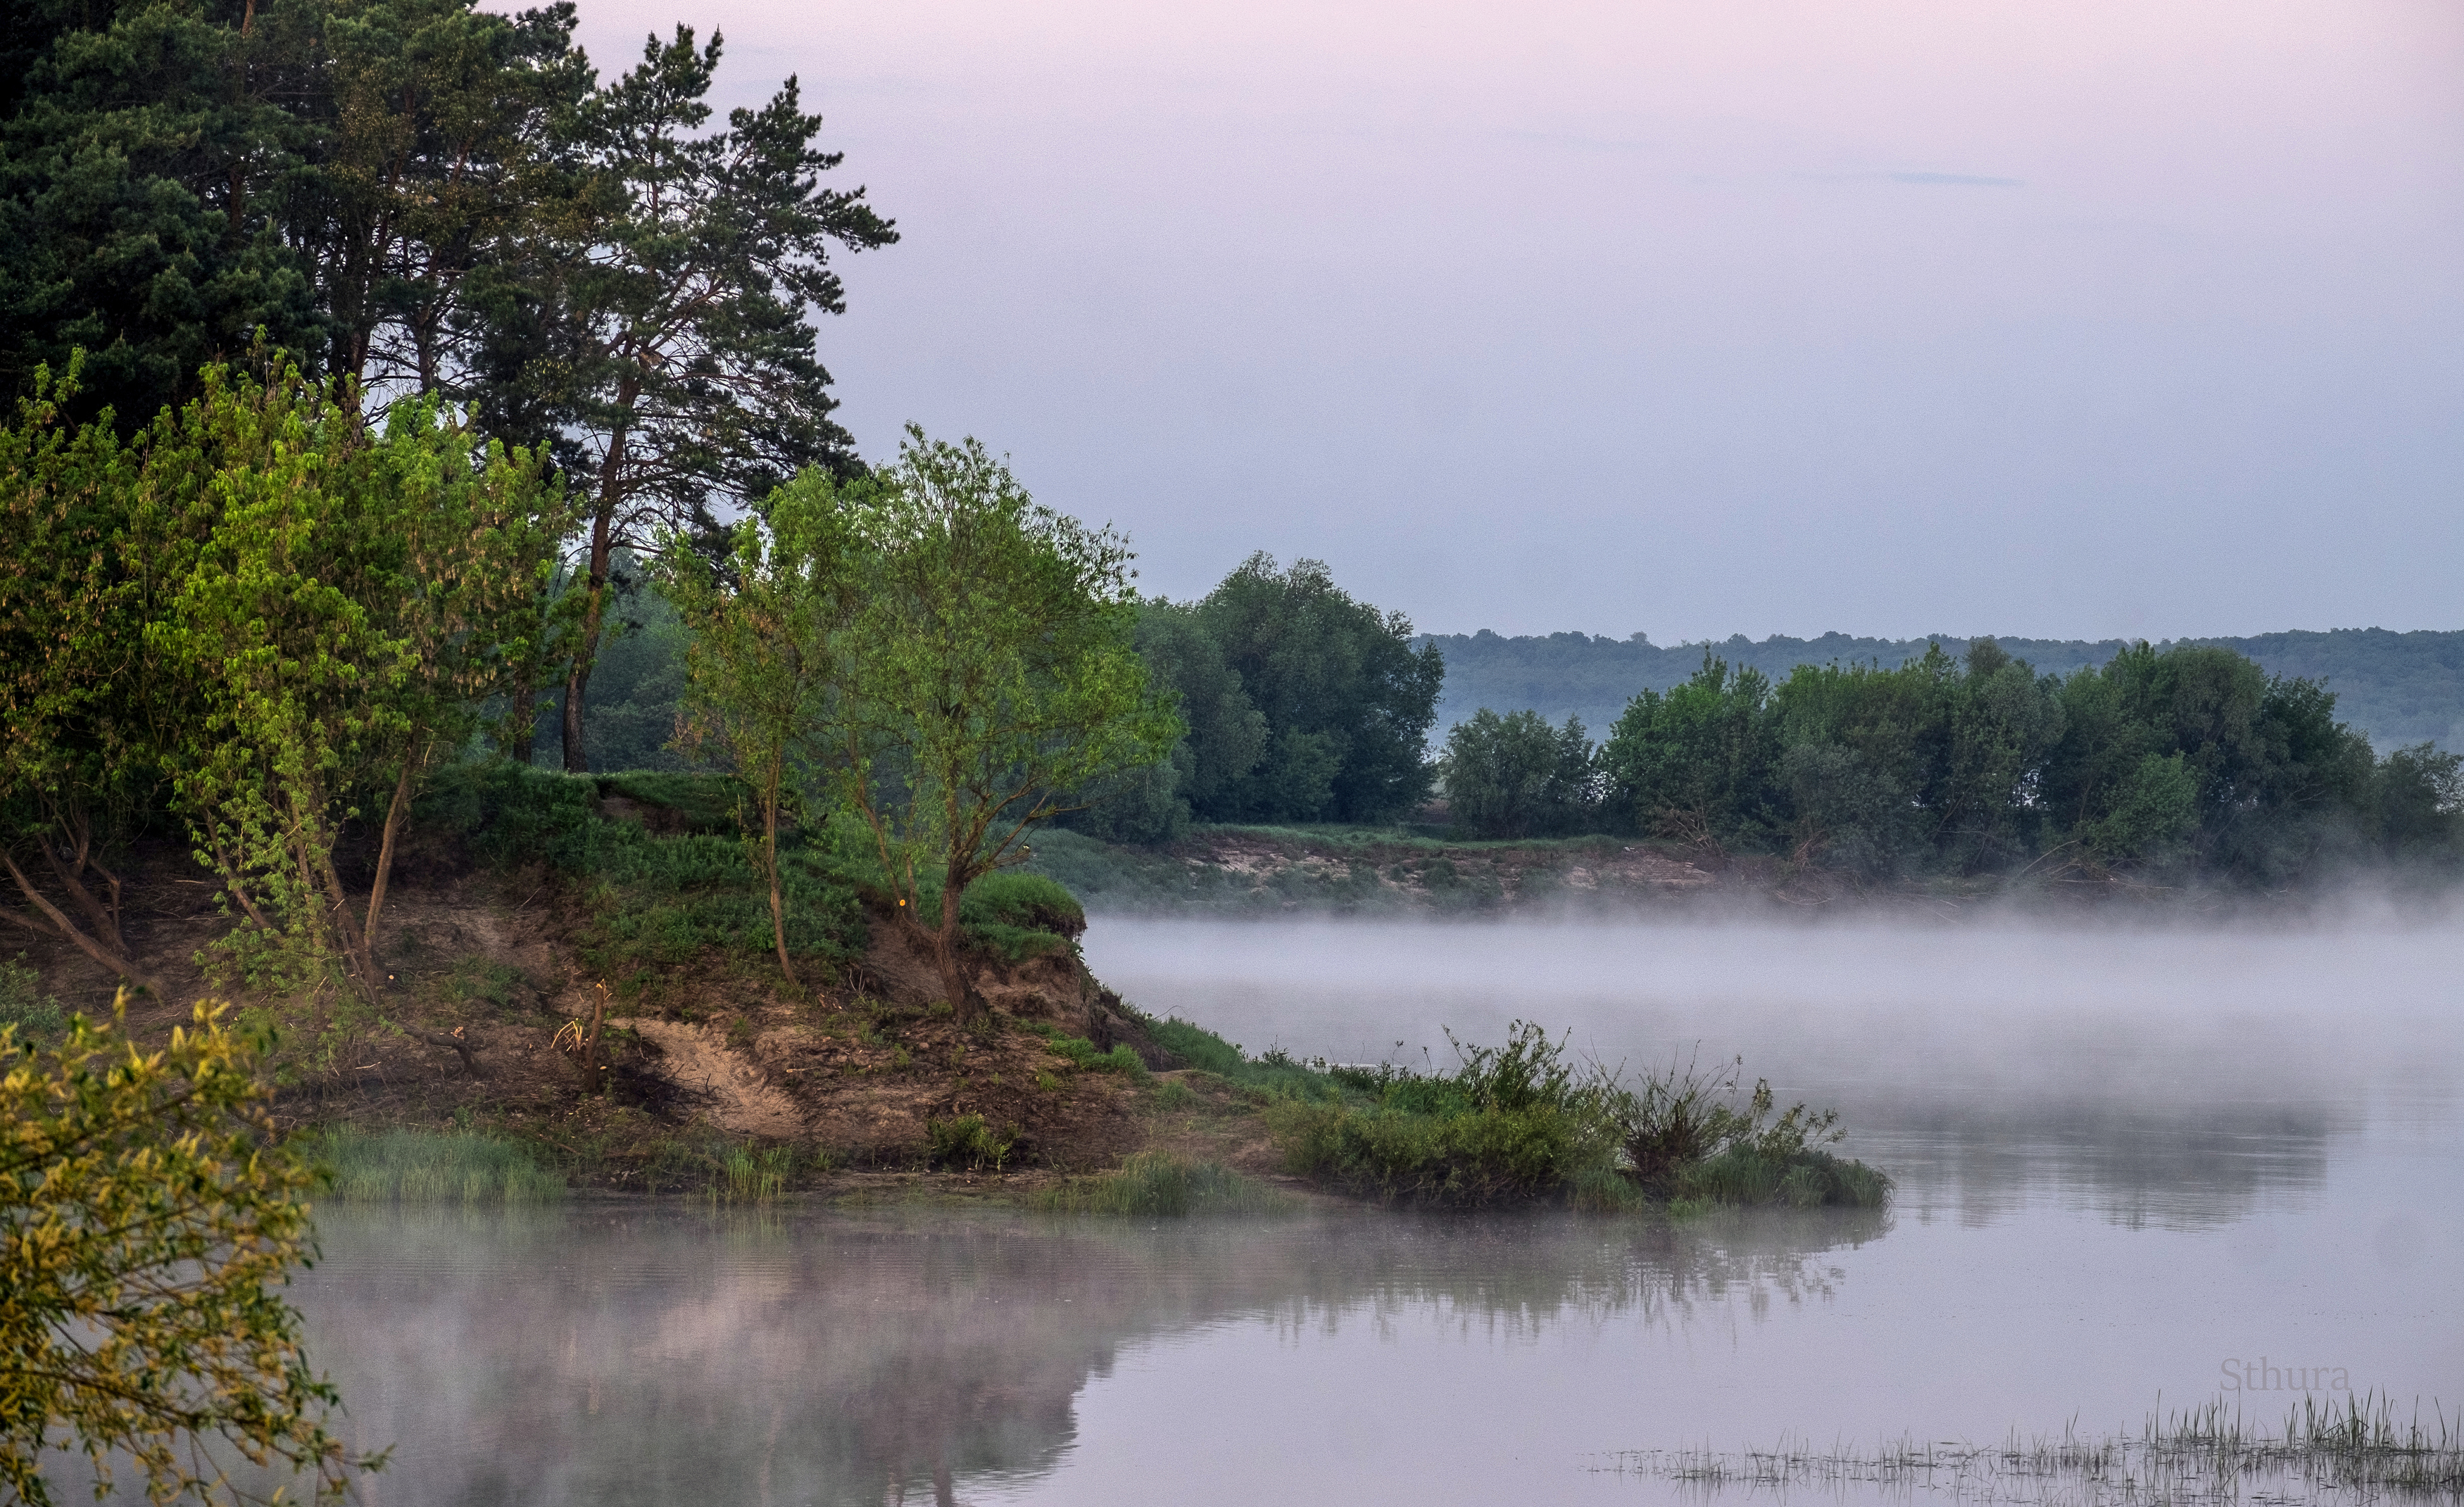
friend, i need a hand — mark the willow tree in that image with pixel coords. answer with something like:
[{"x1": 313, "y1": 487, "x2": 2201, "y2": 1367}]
[
  {"x1": 144, "y1": 362, "x2": 564, "y2": 1003},
  {"x1": 655, "y1": 471, "x2": 860, "y2": 988},
  {"x1": 826, "y1": 431, "x2": 1178, "y2": 1021}
]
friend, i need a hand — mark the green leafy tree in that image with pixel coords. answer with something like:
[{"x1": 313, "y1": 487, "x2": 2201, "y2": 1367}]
[
  {"x1": 0, "y1": 362, "x2": 163, "y2": 995},
  {"x1": 821, "y1": 432, "x2": 1178, "y2": 1021},
  {"x1": 1440, "y1": 709, "x2": 1596, "y2": 839},
  {"x1": 536, "y1": 26, "x2": 895, "y2": 773},
  {"x1": 1600, "y1": 653, "x2": 1781, "y2": 850},
  {"x1": 1, "y1": 997, "x2": 372, "y2": 1504},
  {"x1": 655, "y1": 472, "x2": 860, "y2": 987},
  {"x1": 1188, "y1": 554, "x2": 1442, "y2": 823},
  {"x1": 139, "y1": 362, "x2": 562, "y2": 1005}
]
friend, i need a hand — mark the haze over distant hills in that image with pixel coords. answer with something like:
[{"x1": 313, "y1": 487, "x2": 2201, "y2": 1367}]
[{"x1": 1418, "y1": 629, "x2": 2464, "y2": 753}]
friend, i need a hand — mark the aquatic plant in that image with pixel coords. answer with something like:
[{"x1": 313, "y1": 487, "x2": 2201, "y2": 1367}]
[
  {"x1": 1596, "y1": 1392, "x2": 2464, "y2": 1502},
  {"x1": 1033, "y1": 1153, "x2": 1280, "y2": 1216},
  {"x1": 301, "y1": 1125, "x2": 565, "y2": 1204}
]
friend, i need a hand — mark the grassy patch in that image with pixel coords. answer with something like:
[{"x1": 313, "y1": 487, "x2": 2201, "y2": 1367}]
[
  {"x1": 1033, "y1": 1152, "x2": 1281, "y2": 1216},
  {"x1": 926, "y1": 1114, "x2": 1017, "y2": 1171},
  {"x1": 301, "y1": 1125, "x2": 566, "y2": 1204},
  {"x1": 1148, "y1": 1016, "x2": 1891, "y2": 1213},
  {"x1": 417, "y1": 764, "x2": 869, "y2": 981},
  {"x1": 0, "y1": 954, "x2": 66, "y2": 1040},
  {"x1": 1029, "y1": 1023, "x2": 1150, "y2": 1080}
]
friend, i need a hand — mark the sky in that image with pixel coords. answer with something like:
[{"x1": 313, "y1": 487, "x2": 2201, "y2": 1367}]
[{"x1": 551, "y1": 0, "x2": 2463, "y2": 642}]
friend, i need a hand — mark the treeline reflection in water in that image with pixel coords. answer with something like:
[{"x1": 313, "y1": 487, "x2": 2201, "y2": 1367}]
[{"x1": 285, "y1": 1202, "x2": 1885, "y2": 1506}]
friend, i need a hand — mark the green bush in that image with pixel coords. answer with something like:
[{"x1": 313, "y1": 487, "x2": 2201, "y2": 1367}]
[
  {"x1": 1033, "y1": 1152, "x2": 1278, "y2": 1216},
  {"x1": 1266, "y1": 1098, "x2": 1607, "y2": 1209},
  {"x1": 958, "y1": 870, "x2": 1085, "y2": 938}
]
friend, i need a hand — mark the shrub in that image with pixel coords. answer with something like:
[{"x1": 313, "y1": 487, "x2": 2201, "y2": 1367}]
[{"x1": 926, "y1": 1114, "x2": 1014, "y2": 1171}]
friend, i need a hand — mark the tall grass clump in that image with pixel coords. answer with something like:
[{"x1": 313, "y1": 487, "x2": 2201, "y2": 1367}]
[
  {"x1": 1245, "y1": 1024, "x2": 1890, "y2": 1213},
  {"x1": 1607, "y1": 1392, "x2": 2462, "y2": 1501},
  {"x1": 303, "y1": 1125, "x2": 565, "y2": 1204},
  {"x1": 1614, "y1": 1055, "x2": 1892, "y2": 1211},
  {"x1": 0, "y1": 954, "x2": 67, "y2": 1039},
  {"x1": 1034, "y1": 1152, "x2": 1281, "y2": 1216}
]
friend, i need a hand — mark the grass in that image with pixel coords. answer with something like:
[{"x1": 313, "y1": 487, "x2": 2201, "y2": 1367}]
[
  {"x1": 1033, "y1": 1152, "x2": 1282, "y2": 1216},
  {"x1": 1029, "y1": 1023, "x2": 1150, "y2": 1080},
  {"x1": 1143, "y1": 1013, "x2": 1891, "y2": 1213},
  {"x1": 926, "y1": 1114, "x2": 1016, "y2": 1171},
  {"x1": 301, "y1": 1125, "x2": 566, "y2": 1204},
  {"x1": 0, "y1": 953, "x2": 66, "y2": 1039},
  {"x1": 1599, "y1": 1394, "x2": 2464, "y2": 1502}
]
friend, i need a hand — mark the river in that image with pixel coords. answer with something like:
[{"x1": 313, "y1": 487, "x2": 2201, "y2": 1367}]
[{"x1": 291, "y1": 914, "x2": 2460, "y2": 1505}]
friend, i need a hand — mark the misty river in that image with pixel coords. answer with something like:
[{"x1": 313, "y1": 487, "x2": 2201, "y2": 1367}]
[{"x1": 291, "y1": 914, "x2": 2460, "y2": 1505}]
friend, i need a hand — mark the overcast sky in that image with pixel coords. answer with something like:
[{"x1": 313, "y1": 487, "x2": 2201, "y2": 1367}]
[{"x1": 557, "y1": 0, "x2": 2463, "y2": 641}]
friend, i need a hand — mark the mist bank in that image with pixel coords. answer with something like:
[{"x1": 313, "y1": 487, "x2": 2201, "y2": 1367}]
[
  {"x1": 1079, "y1": 914, "x2": 2464, "y2": 1141},
  {"x1": 1024, "y1": 821, "x2": 2464, "y2": 925}
]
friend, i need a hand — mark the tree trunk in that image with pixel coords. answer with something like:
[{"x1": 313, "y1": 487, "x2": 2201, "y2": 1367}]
[
  {"x1": 762, "y1": 783, "x2": 798, "y2": 989},
  {"x1": 37, "y1": 819, "x2": 127, "y2": 956},
  {"x1": 562, "y1": 421, "x2": 629, "y2": 774},
  {"x1": 1, "y1": 850, "x2": 165, "y2": 999},
  {"x1": 361, "y1": 759, "x2": 417, "y2": 966},
  {"x1": 927, "y1": 880, "x2": 988, "y2": 1024},
  {"x1": 503, "y1": 686, "x2": 538, "y2": 764}
]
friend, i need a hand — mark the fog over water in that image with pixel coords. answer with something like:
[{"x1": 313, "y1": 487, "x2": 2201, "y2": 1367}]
[
  {"x1": 148, "y1": 913, "x2": 2462, "y2": 1506},
  {"x1": 1081, "y1": 913, "x2": 2464, "y2": 1128}
]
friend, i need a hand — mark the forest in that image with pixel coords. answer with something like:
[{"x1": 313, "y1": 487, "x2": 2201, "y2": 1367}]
[
  {"x1": 1435, "y1": 641, "x2": 2462, "y2": 882},
  {"x1": 1426, "y1": 628, "x2": 2464, "y2": 754}
]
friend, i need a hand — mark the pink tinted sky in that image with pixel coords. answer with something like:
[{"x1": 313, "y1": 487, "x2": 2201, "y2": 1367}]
[{"x1": 551, "y1": 0, "x2": 2463, "y2": 640}]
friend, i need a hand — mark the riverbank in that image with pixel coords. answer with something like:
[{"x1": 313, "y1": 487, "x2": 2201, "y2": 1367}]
[
  {"x1": 1022, "y1": 823, "x2": 2464, "y2": 920},
  {"x1": 5, "y1": 768, "x2": 1886, "y2": 1213}
]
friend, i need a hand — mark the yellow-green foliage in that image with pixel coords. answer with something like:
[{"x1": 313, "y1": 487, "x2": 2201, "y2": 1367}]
[{"x1": 1, "y1": 997, "x2": 366, "y2": 1504}]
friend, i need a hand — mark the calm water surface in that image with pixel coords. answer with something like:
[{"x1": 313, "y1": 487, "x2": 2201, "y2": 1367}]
[{"x1": 292, "y1": 917, "x2": 2460, "y2": 1506}]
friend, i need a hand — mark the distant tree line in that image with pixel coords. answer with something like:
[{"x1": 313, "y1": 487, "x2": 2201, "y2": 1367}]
[
  {"x1": 1437, "y1": 640, "x2": 2463, "y2": 881},
  {"x1": 1424, "y1": 627, "x2": 2464, "y2": 755}
]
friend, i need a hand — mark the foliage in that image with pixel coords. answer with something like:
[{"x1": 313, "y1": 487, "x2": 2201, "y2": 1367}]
[
  {"x1": 656, "y1": 475, "x2": 862, "y2": 985},
  {"x1": 0, "y1": 0, "x2": 591, "y2": 431},
  {"x1": 415, "y1": 762, "x2": 869, "y2": 978},
  {"x1": 1188, "y1": 555, "x2": 1446, "y2": 823},
  {"x1": 1440, "y1": 708, "x2": 1598, "y2": 838},
  {"x1": 1, "y1": 999, "x2": 368, "y2": 1504},
  {"x1": 1600, "y1": 652, "x2": 1783, "y2": 850},
  {"x1": 1032, "y1": 1152, "x2": 1278, "y2": 1216},
  {"x1": 1424, "y1": 626, "x2": 2464, "y2": 755},
  {"x1": 301, "y1": 1124, "x2": 564, "y2": 1202},
  {"x1": 817, "y1": 433, "x2": 1178, "y2": 1020},
  {"x1": 536, "y1": 25, "x2": 895, "y2": 771},
  {"x1": 0, "y1": 953, "x2": 65, "y2": 1038},
  {"x1": 1031, "y1": 1024, "x2": 1149, "y2": 1079},
  {"x1": 924, "y1": 1113, "x2": 1013, "y2": 1171}
]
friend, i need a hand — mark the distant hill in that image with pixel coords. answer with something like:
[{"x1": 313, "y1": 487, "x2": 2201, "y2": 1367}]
[{"x1": 1416, "y1": 628, "x2": 2464, "y2": 752}]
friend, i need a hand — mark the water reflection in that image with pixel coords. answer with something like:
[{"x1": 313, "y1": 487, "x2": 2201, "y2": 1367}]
[{"x1": 295, "y1": 1203, "x2": 1888, "y2": 1507}]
